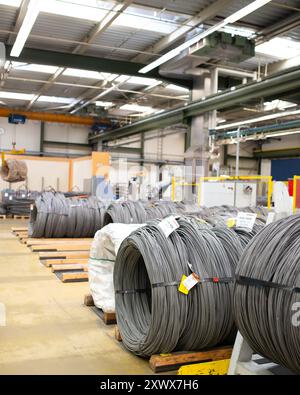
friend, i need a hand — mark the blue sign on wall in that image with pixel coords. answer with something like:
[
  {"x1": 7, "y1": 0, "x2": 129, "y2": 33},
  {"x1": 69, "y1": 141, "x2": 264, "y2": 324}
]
[{"x1": 271, "y1": 158, "x2": 300, "y2": 181}]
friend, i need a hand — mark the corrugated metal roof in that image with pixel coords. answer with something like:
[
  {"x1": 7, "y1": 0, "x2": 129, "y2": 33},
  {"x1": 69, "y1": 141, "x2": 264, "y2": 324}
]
[
  {"x1": 0, "y1": 0, "x2": 300, "y2": 115},
  {"x1": 4, "y1": 79, "x2": 45, "y2": 92},
  {"x1": 43, "y1": 85, "x2": 86, "y2": 98},
  {"x1": 28, "y1": 12, "x2": 95, "y2": 53},
  {"x1": 218, "y1": 0, "x2": 298, "y2": 28},
  {"x1": 134, "y1": 0, "x2": 216, "y2": 16},
  {"x1": 286, "y1": 26, "x2": 300, "y2": 42},
  {"x1": 0, "y1": 5, "x2": 18, "y2": 42},
  {"x1": 0, "y1": 5, "x2": 18, "y2": 30},
  {"x1": 83, "y1": 25, "x2": 166, "y2": 60}
]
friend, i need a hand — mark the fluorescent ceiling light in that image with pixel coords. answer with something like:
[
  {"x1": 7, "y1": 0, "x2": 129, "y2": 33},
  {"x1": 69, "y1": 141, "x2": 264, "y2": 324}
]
[
  {"x1": 265, "y1": 130, "x2": 300, "y2": 138},
  {"x1": 256, "y1": 37, "x2": 300, "y2": 60},
  {"x1": 10, "y1": 0, "x2": 42, "y2": 57},
  {"x1": 216, "y1": 108, "x2": 300, "y2": 130},
  {"x1": 263, "y1": 100, "x2": 297, "y2": 112},
  {"x1": 95, "y1": 101, "x2": 114, "y2": 108},
  {"x1": 63, "y1": 68, "x2": 105, "y2": 80},
  {"x1": 166, "y1": 84, "x2": 189, "y2": 93},
  {"x1": 11, "y1": 62, "x2": 58, "y2": 74},
  {"x1": 139, "y1": 0, "x2": 272, "y2": 73},
  {"x1": 120, "y1": 104, "x2": 156, "y2": 113},
  {"x1": 63, "y1": 68, "x2": 119, "y2": 82},
  {"x1": 127, "y1": 77, "x2": 159, "y2": 86},
  {"x1": 223, "y1": 25, "x2": 255, "y2": 38},
  {"x1": 37, "y1": 96, "x2": 75, "y2": 104},
  {"x1": 115, "y1": 75, "x2": 160, "y2": 86},
  {"x1": 0, "y1": 91, "x2": 34, "y2": 100}
]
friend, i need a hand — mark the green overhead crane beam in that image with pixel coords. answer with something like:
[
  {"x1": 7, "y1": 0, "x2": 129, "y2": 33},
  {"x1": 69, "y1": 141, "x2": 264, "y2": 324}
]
[
  {"x1": 89, "y1": 65, "x2": 300, "y2": 143},
  {"x1": 6, "y1": 46, "x2": 192, "y2": 89}
]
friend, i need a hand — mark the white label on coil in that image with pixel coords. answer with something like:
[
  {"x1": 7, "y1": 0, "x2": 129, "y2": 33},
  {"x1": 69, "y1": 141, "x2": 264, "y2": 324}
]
[
  {"x1": 9, "y1": 196, "x2": 12, "y2": 201},
  {"x1": 266, "y1": 212, "x2": 275, "y2": 225},
  {"x1": 236, "y1": 212, "x2": 257, "y2": 231},
  {"x1": 4, "y1": 193, "x2": 8, "y2": 197},
  {"x1": 21, "y1": 194, "x2": 25, "y2": 198},
  {"x1": 183, "y1": 273, "x2": 200, "y2": 291},
  {"x1": 30, "y1": 204, "x2": 34, "y2": 211},
  {"x1": 158, "y1": 215, "x2": 179, "y2": 237}
]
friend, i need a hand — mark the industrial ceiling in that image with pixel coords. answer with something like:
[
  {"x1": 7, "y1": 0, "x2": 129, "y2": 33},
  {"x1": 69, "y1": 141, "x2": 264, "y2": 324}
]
[{"x1": 0, "y1": 0, "x2": 300, "y2": 131}]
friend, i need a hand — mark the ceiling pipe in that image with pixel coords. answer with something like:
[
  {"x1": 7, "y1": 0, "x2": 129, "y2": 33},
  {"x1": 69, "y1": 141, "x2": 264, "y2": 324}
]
[
  {"x1": 215, "y1": 67, "x2": 257, "y2": 80},
  {"x1": 0, "y1": 108, "x2": 109, "y2": 125}
]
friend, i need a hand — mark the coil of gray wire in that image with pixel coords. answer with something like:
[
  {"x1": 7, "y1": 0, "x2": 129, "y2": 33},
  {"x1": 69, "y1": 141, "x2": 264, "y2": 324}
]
[
  {"x1": 103, "y1": 200, "x2": 196, "y2": 226},
  {"x1": 234, "y1": 215, "x2": 300, "y2": 374},
  {"x1": 29, "y1": 192, "x2": 105, "y2": 238},
  {"x1": 114, "y1": 216, "x2": 245, "y2": 357}
]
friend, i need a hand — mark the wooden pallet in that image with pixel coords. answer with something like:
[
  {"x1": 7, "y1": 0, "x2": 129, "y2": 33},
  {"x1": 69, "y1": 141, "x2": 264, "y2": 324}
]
[
  {"x1": 43, "y1": 258, "x2": 88, "y2": 267},
  {"x1": 11, "y1": 226, "x2": 28, "y2": 233},
  {"x1": 84, "y1": 294, "x2": 116, "y2": 325},
  {"x1": 13, "y1": 215, "x2": 29, "y2": 220},
  {"x1": 39, "y1": 251, "x2": 89, "y2": 260},
  {"x1": 60, "y1": 271, "x2": 89, "y2": 283},
  {"x1": 149, "y1": 346, "x2": 233, "y2": 373},
  {"x1": 0, "y1": 215, "x2": 6, "y2": 219},
  {"x1": 26, "y1": 238, "x2": 92, "y2": 246},
  {"x1": 31, "y1": 243, "x2": 91, "y2": 252},
  {"x1": 51, "y1": 263, "x2": 88, "y2": 272},
  {"x1": 115, "y1": 325, "x2": 122, "y2": 342}
]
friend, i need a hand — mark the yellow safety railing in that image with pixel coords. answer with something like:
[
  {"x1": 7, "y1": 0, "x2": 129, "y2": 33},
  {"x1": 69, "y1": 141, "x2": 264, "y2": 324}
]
[
  {"x1": 172, "y1": 175, "x2": 273, "y2": 209},
  {"x1": 171, "y1": 176, "x2": 201, "y2": 205},
  {"x1": 293, "y1": 175, "x2": 300, "y2": 213}
]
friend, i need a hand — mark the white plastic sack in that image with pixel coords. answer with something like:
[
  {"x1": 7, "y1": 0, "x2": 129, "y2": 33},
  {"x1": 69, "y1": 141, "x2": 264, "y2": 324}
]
[
  {"x1": 88, "y1": 223, "x2": 143, "y2": 312},
  {"x1": 273, "y1": 182, "x2": 293, "y2": 218}
]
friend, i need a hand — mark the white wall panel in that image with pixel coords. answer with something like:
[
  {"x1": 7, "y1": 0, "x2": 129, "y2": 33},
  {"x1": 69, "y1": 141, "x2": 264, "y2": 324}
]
[
  {"x1": 72, "y1": 159, "x2": 92, "y2": 191},
  {"x1": 0, "y1": 118, "x2": 40, "y2": 151}
]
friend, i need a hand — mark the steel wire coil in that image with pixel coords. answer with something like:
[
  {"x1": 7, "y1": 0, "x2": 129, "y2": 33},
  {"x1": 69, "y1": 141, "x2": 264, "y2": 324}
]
[
  {"x1": 29, "y1": 192, "x2": 105, "y2": 238},
  {"x1": 234, "y1": 215, "x2": 300, "y2": 374},
  {"x1": 114, "y1": 216, "x2": 246, "y2": 357},
  {"x1": 103, "y1": 200, "x2": 199, "y2": 226}
]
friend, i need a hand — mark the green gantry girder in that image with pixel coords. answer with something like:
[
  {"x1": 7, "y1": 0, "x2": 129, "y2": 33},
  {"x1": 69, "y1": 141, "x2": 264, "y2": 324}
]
[
  {"x1": 6, "y1": 46, "x2": 192, "y2": 89},
  {"x1": 89, "y1": 65, "x2": 300, "y2": 143}
]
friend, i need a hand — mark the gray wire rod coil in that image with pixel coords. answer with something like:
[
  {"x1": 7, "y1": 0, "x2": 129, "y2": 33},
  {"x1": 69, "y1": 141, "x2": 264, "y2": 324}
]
[
  {"x1": 234, "y1": 215, "x2": 300, "y2": 374},
  {"x1": 103, "y1": 200, "x2": 191, "y2": 226},
  {"x1": 114, "y1": 216, "x2": 246, "y2": 357},
  {"x1": 29, "y1": 192, "x2": 105, "y2": 238}
]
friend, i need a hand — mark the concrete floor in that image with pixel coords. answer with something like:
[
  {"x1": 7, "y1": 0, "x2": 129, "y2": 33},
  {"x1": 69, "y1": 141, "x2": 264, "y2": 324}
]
[{"x1": 0, "y1": 220, "x2": 152, "y2": 375}]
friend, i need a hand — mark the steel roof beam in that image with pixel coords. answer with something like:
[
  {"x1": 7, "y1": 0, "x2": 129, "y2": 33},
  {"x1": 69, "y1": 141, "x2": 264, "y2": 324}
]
[{"x1": 6, "y1": 46, "x2": 192, "y2": 86}]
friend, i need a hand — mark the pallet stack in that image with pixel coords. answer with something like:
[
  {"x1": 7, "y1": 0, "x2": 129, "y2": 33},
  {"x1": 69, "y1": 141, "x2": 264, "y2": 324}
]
[
  {"x1": 11, "y1": 226, "x2": 91, "y2": 283},
  {"x1": 84, "y1": 293, "x2": 116, "y2": 325},
  {"x1": 112, "y1": 324, "x2": 232, "y2": 374}
]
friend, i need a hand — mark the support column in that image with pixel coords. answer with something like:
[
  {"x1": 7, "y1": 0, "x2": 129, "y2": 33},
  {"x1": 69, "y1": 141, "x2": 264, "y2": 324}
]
[
  {"x1": 40, "y1": 121, "x2": 45, "y2": 156},
  {"x1": 185, "y1": 72, "x2": 217, "y2": 188}
]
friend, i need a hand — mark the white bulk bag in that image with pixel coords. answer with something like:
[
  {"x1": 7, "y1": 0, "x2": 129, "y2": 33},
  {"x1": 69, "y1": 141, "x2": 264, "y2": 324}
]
[{"x1": 88, "y1": 223, "x2": 143, "y2": 312}]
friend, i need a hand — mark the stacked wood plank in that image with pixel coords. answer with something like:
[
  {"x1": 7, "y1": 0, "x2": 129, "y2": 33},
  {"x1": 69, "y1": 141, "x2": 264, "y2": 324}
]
[{"x1": 11, "y1": 226, "x2": 91, "y2": 283}]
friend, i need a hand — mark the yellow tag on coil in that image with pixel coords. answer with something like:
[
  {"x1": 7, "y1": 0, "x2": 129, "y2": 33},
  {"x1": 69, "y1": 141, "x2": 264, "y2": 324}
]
[
  {"x1": 179, "y1": 275, "x2": 189, "y2": 295},
  {"x1": 227, "y1": 218, "x2": 236, "y2": 228}
]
